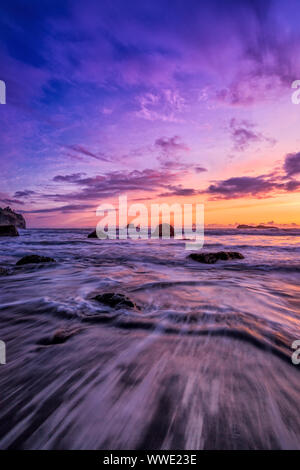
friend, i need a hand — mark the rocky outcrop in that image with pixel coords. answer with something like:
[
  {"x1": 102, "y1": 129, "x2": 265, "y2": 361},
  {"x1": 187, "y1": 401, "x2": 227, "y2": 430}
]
[
  {"x1": 93, "y1": 292, "x2": 140, "y2": 310},
  {"x1": 237, "y1": 224, "x2": 278, "y2": 230},
  {"x1": 189, "y1": 251, "x2": 244, "y2": 264},
  {"x1": 0, "y1": 207, "x2": 26, "y2": 229},
  {"x1": 88, "y1": 229, "x2": 107, "y2": 238},
  {"x1": 153, "y1": 223, "x2": 175, "y2": 238},
  {"x1": 88, "y1": 224, "x2": 175, "y2": 238},
  {"x1": 16, "y1": 255, "x2": 56, "y2": 266},
  {"x1": 88, "y1": 230, "x2": 98, "y2": 238},
  {"x1": 0, "y1": 224, "x2": 19, "y2": 236}
]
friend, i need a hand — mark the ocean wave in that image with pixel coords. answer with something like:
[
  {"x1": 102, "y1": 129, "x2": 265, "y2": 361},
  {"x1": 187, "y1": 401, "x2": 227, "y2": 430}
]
[{"x1": 0, "y1": 292, "x2": 297, "y2": 368}]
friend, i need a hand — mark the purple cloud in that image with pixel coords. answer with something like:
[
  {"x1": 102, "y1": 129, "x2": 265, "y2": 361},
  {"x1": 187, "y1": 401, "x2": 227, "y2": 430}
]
[
  {"x1": 284, "y1": 152, "x2": 300, "y2": 177},
  {"x1": 155, "y1": 135, "x2": 189, "y2": 154},
  {"x1": 23, "y1": 204, "x2": 96, "y2": 214},
  {"x1": 285, "y1": 180, "x2": 300, "y2": 191},
  {"x1": 206, "y1": 175, "x2": 279, "y2": 199},
  {"x1": 53, "y1": 173, "x2": 86, "y2": 183},
  {"x1": 155, "y1": 135, "x2": 190, "y2": 169},
  {"x1": 48, "y1": 168, "x2": 180, "y2": 203},
  {"x1": 194, "y1": 166, "x2": 207, "y2": 173},
  {"x1": 0, "y1": 198, "x2": 24, "y2": 206},
  {"x1": 66, "y1": 145, "x2": 111, "y2": 162},
  {"x1": 159, "y1": 185, "x2": 198, "y2": 197},
  {"x1": 136, "y1": 90, "x2": 187, "y2": 122},
  {"x1": 229, "y1": 119, "x2": 276, "y2": 151},
  {"x1": 14, "y1": 190, "x2": 36, "y2": 198},
  {"x1": 204, "y1": 155, "x2": 300, "y2": 199}
]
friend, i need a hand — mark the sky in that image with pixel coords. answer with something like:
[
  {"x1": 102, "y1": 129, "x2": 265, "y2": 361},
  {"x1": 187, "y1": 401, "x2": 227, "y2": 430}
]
[{"x1": 0, "y1": 0, "x2": 300, "y2": 228}]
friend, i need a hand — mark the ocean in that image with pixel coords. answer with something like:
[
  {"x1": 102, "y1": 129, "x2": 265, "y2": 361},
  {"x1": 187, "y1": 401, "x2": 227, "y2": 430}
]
[{"x1": 0, "y1": 228, "x2": 299, "y2": 449}]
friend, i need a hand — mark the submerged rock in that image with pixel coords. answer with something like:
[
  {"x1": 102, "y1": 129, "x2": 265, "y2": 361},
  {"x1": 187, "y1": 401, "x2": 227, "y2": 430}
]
[
  {"x1": 38, "y1": 328, "x2": 81, "y2": 346},
  {"x1": 189, "y1": 251, "x2": 244, "y2": 264},
  {"x1": 0, "y1": 206, "x2": 26, "y2": 229},
  {"x1": 93, "y1": 292, "x2": 140, "y2": 310},
  {"x1": 0, "y1": 224, "x2": 19, "y2": 237},
  {"x1": 0, "y1": 267, "x2": 9, "y2": 275},
  {"x1": 16, "y1": 255, "x2": 56, "y2": 266}
]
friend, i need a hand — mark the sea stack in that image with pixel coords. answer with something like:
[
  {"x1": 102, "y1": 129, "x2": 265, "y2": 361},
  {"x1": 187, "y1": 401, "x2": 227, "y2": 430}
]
[
  {"x1": 0, "y1": 224, "x2": 19, "y2": 237},
  {"x1": 0, "y1": 207, "x2": 26, "y2": 229},
  {"x1": 88, "y1": 230, "x2": 98, "y2": 238},
  {"x1": 88, "y1": 229, "x2": 108, "y2": 239}
]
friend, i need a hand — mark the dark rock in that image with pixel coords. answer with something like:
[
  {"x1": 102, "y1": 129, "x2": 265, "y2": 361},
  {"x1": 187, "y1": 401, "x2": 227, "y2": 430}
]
[
  {"x1": 0, "y1": 267, "x2": 9, "y2": 275},
  {"x1": 0, "y1": 206, "x2": 26, "y2": 228},
  {"x1": 153, "y1": 223, "x2": 175, "y2": 238},
  {"x1": 237, "y1": 224, "x2": 252, "y2": 229},
  {"x1": 88, "y1": 229, "x2": 107, "y2": 239},
  {"x1": 16, "y1": 255, "x2": 56, "y2": 266},
  {"x1": 189, "y1": 251, "x2": 244, "y2": 264},
  {"x1": 38, "y1": 328, "x2": 81, "y2": 346},
  {"x1": 88, "y1": 230, "x2": 97, "y2": 238},
  {"x1": 93, "y1": 292, "x2": 140, "y2": 310},
  {"x1": 0, "y1": 224, "x2": 19, "y2": 237},
  {"x1": 255, "y1": 225, "x2": 278, "y2": 230}
]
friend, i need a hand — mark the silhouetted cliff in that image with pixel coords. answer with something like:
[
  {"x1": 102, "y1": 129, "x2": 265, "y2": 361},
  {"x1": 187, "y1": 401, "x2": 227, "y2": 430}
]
[{"x1": 0, "y1": 207, "x2": 26, "y2": 228}]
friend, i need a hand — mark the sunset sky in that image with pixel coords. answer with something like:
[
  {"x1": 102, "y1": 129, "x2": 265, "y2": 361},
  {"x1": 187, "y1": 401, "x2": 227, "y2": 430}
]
[{"x1": 0, "y1": 0, "x2": 300, "y2": 228}]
